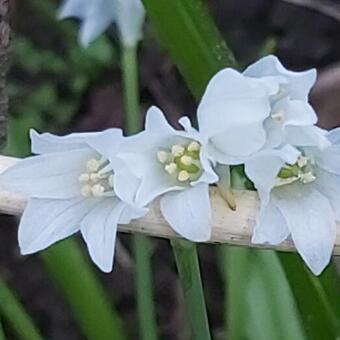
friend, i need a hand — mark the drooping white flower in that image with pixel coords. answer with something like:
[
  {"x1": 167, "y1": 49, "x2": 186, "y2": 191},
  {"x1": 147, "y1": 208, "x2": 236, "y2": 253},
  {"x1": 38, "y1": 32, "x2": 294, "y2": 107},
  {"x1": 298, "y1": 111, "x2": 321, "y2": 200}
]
[
  {"x1": 58, "y1": 0, "x2": 145, "y2": 47},
  {"x1": 245, "y1": 128, "x2": 340, "y2": 275},
  {"x1": 114, "y1": 106, "x2": 218, "y2": 242},
  {"x1": 244, "y1": 55, "x2": 327, "y2": 149},
  {"x1": 197, "y1": 68, "x2": 277, "y2": 165},
  {"x1": 197, "y1": 56, "x2": 327, "y2": 166},
  {"x1": 0, "y1": 129, "x2": 147, "y2": 272}
]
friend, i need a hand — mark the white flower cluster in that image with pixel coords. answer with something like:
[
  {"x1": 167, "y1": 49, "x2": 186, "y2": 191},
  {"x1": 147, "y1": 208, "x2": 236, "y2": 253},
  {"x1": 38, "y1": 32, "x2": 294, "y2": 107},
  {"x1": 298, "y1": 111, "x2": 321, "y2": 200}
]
[{"x1": 2, "y1": 55, "x2": 339, "y2": 275}]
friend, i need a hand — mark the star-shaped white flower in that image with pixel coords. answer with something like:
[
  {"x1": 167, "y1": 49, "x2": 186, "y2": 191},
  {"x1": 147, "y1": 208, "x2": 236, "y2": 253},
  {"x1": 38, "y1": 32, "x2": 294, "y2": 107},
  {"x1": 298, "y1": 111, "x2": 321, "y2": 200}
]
[
  {"x1": 114, "y1": 106, "x2": 218, "y2": 242},
  {"x1": 58, "y1": 0, "x2": 145, "y2": 47},
  {"x1": 0, "y1": 129, "x2": 147, "y2": 272},
  {"x1": 245, "y1": 128, "x2": 340, "y2": 275}
]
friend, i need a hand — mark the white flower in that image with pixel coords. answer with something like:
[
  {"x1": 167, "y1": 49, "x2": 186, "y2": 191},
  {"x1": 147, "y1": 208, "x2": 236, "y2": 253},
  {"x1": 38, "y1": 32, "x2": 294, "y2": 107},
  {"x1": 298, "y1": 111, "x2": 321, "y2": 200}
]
[
  {"x1": 245, "y1": 128, "x2": 340, "y2": 275},
  {"x1": 197, "y1": 67, "x2": 277, "y2": 165},
  {"x1": 244, "y1": 55, "x2": 327, "y2": 149},
  {"x1": 197, "y1": 56, "x2": 327, "y2": 166},
  {"x1": 114, "y1": 106, "x2": 218, "y2": 242},
  {"x1": 0, "y1": 129, "x2": 147, "y2": 272},
  {"x1": 58, "y1": 0, "x2": 145, "y2": 47}
]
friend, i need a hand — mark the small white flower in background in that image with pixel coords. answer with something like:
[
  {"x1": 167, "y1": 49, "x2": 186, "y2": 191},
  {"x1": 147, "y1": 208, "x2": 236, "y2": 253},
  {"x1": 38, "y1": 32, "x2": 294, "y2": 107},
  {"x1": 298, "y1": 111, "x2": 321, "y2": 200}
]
[
  {"x1": 114, "y1": 106, "x2": 218, "y2": 242},
  {"x1": 245, "y1": 127, "x2": 340, "y2": 275},
  {"x1": 58, "y1": 0, "x2": 145, "y2": 47},
  {"x1": 0, "y1": 129, "x2": 147, "y2": 272},
  {"x1": 244, "y1": 55, "x2": 327, "y2": 149}
]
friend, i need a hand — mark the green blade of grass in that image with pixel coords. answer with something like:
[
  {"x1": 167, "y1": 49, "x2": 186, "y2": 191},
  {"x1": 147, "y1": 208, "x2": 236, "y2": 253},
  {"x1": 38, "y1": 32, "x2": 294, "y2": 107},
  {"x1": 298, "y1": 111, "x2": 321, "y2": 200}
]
[
  {"x1": 41, "y1": 238, "x2": 126, "y2": 340},
  {"x1": 0, "y1": 278, "x2": 43, "y2": 340},
  {"x1": 171, "y1": 240, "x2": 211, "y2": 340},
  {"x1": 142, "y1": 0, "x2": 236, "y2": 98},
  {"x1": 279, "y1": 253, "x2": 340, "y2": 339}
]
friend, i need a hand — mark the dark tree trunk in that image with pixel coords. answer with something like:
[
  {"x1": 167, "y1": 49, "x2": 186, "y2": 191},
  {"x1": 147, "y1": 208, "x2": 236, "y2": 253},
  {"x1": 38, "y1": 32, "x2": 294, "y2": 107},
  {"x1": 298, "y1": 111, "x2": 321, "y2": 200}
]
[{"x1": 0, "y1": 0, "x2": 9, "y2": 147}]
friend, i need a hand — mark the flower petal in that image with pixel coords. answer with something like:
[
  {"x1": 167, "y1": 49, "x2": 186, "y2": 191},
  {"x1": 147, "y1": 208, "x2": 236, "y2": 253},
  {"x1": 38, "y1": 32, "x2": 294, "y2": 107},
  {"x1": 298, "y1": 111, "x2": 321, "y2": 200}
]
[
  {"x1": 197, "y1": 68, "x2": 271, "y2": 140},
  {"x1": 58, "y1": 0, "x2": 86, "y2": 20},
  {"x1": 160, "y1": 183, "x2": 211, "y2": 242},
  {"x1": 0, "y1": 149, "x2": 95, "y2": 199},
  {"x1": 314, "y1": 167, "x2": 340, "y2": 221},
  {"x1": 252, "y1": 200, "x2": 289, "y2": 244},
  {"x1": 18, "y1": 197, "x2": 97, "y2": 254},
  {"x1": 80, "y1": 198, "x2": 124, "y2": 272},
  {"x1": 244, "y1": 55, "x2": 316, "y2": 100},
  {"x1": 273, "y1": 184, "x2": 336, "y2": 275},
  {"x1": 145, "y1": 106, "x2": 175, "y2": 135}
]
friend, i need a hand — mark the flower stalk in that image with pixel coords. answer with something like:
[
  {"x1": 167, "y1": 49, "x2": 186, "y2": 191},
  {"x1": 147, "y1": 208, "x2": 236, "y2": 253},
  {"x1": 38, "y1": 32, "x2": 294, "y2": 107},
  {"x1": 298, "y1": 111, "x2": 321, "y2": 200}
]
[
  {"x1": 171, "y1": 239, "x2": 211, "y2": 340},
  {"x1": 121, "y1": 43, "x2": 158, "y2": 340}
]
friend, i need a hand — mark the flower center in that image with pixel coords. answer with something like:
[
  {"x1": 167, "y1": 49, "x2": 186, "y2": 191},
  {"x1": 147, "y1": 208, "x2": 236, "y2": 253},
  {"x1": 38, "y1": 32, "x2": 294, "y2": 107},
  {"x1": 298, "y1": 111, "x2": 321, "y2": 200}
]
[
  {"x1": 275, "y1": 155, "x2": 316, "y2": 187},
  {"x1": 79, "y1": 157, "x2": 114, "y2": 197},
  {"x1": 157, "y1": 141, "x2": 202, "y2": 183}
]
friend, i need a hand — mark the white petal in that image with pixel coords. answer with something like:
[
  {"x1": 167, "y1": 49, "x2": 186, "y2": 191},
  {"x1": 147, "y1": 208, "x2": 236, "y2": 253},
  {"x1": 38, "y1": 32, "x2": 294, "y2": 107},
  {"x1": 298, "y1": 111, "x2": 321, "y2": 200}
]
[
  {"x1": 244, "y1": 55, "x2": 316, "y2": 100},
  {"x1": 198, "y1": 68, "x2": 271, "y2": 140},
  {"x1": 160, "y1": 183, "x2": 211, "y2": 242},
  {"x1": 273, "y1": 184, "x2": 336, "y2": 275},
  {"x1": 252, "y1": 200, "x2": 289, "y2": 244},
  {"x1": 285, "y1": 125, "x2": 330, "y2": 149},
  {"x1": 327, "y1": 127, "x2": 340, "y2": 144},
  {"x1": 58, "y1": 0, "x2": 86, "y2": 20},
  {"x1": 113, "y1": 168, "x2": 141, "y2": 205},
  {"x1": 18, "y1": 197, "x2": 96, "y2": 254},
  {"x1": 314, "y1": 168, "x2": 340, "y2": 221},
  {"x1": 245, "y1": 145, "x2": 300, "y2": 203},
  {"x1": 145, "y1": 106, "x2": 175, "y2": 135},
  {"x1": 0, "y1": 149, "x2": 95, "y2": 199},
  {"x1": 80, "y1": 198, "x2": 124, "y2": 272},
  {"x1": 276, "y1": 98, "x2": 317, "y2": 126},
  {"x1": 78, "y1": 0, "x2": 116, "y2": 47},
  {"x1": 114, "y1": 0, "x2": 145, "y2": 46},
  {"x1": 313, "y1": 145, "x2": 340, "y2": 175}
]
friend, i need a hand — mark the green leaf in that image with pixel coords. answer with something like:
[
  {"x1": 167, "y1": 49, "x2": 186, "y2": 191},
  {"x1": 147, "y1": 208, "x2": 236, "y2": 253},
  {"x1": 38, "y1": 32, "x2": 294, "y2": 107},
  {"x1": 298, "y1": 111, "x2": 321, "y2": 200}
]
[
  {"x1": 0, "y1": 278, "x2": 43, "y2": 340},
  {"x1": 142, "y1": 0, "x2": 236, "y2": 98},
  {"x1": 41, "y1": 238, "x2": 126, "y2": 340},
  {"x1": 279, "y1": 253, "x2": 340, "y2": 339}
]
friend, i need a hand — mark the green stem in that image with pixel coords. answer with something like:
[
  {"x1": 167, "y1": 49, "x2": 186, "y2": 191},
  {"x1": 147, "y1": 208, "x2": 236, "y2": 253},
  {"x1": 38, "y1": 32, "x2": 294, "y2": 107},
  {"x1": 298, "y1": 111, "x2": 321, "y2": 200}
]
[
  {"x1": 121, "y1": 43, "x2": 158, "y2": 340},
  {"x1": 122, "y1": 44, "x2": 140, "y2": 135},
  {"x1": 0, "y1": 318, "x2": 4, "y2": 340},
  {"x1": 171, "y1": 239, "x2": 211, "y2": 340},
  {"x1": 0, "y1": 279, "x2": 43, "y2": 340},
  {"x1": 41, "y1": 239, "x2": 126, "y2": 340}
]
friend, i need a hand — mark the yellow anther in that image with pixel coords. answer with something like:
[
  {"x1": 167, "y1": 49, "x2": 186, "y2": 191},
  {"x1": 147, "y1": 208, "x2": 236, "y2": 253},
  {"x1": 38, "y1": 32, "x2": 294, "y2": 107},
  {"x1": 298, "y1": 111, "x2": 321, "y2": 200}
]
[
  {"x1": 271, "y1": 110, "x2": 285, "y2": 122},
  {"x1": 78, "y1": 173, "x2": 90, "y2": 183},
  {"x1": 91, "y1": 184, "x2": 105, "y2": 197},
  {"x1": 171, "y1": 145, "x2": 185, "y2": 157},
  {"x1": 187, "y1": 141, "x2": 200, "y2": 152},
  {"x1": 165, "y1": 162, "x2": 177, "y2": 175},
  {"x1": 90, "y1": 173, "x2": 100, "y2": 182},
  {"x1": 178, "y1": 170, "x2": 190, "y2": 182},
  {"x1": 181, "y1": 155, "x2": 193, "y2": 166},
  {"x1": 86, "y1": 159, "x2": 100, "y2": 172},
  {"x1": 157, "y1": 150, "x2": 168, "y2": 163},
  {"x1": 81, "y1": 185, "x2": 92, "y2": 197}
]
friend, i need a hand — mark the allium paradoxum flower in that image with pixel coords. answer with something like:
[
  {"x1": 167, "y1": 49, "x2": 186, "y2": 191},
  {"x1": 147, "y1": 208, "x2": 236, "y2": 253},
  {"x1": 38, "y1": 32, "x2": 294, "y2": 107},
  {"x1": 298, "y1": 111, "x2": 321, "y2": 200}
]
[
  {"x1": 114, "y1": 106, "x2": 218, "y2": 241},
  {"x1": 58, "y1": 0, "x2": 145, "y2": 47},
  {"x1": 0, "y1": 130, "x2": 147, "y2": 272},
  {"x1": 245, "y1": 128, "x2": 340, "y2": 275},
  {"x1": 197, "y1": 55, "x2": 327, "y2": 166}
]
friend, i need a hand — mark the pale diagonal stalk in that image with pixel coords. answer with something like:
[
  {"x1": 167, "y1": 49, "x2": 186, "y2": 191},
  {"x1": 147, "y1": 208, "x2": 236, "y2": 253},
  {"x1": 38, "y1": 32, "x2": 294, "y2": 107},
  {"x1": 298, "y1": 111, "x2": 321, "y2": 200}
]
[
  {"x1": 121, "y1": 43, "x2": 158, "y2": 340},
  {"x1": 0, "y1": 278, "x2": 43, "y2": 340},
  {"x1": 171, "y1": 239, "x2": 211, "y2": 340}
]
